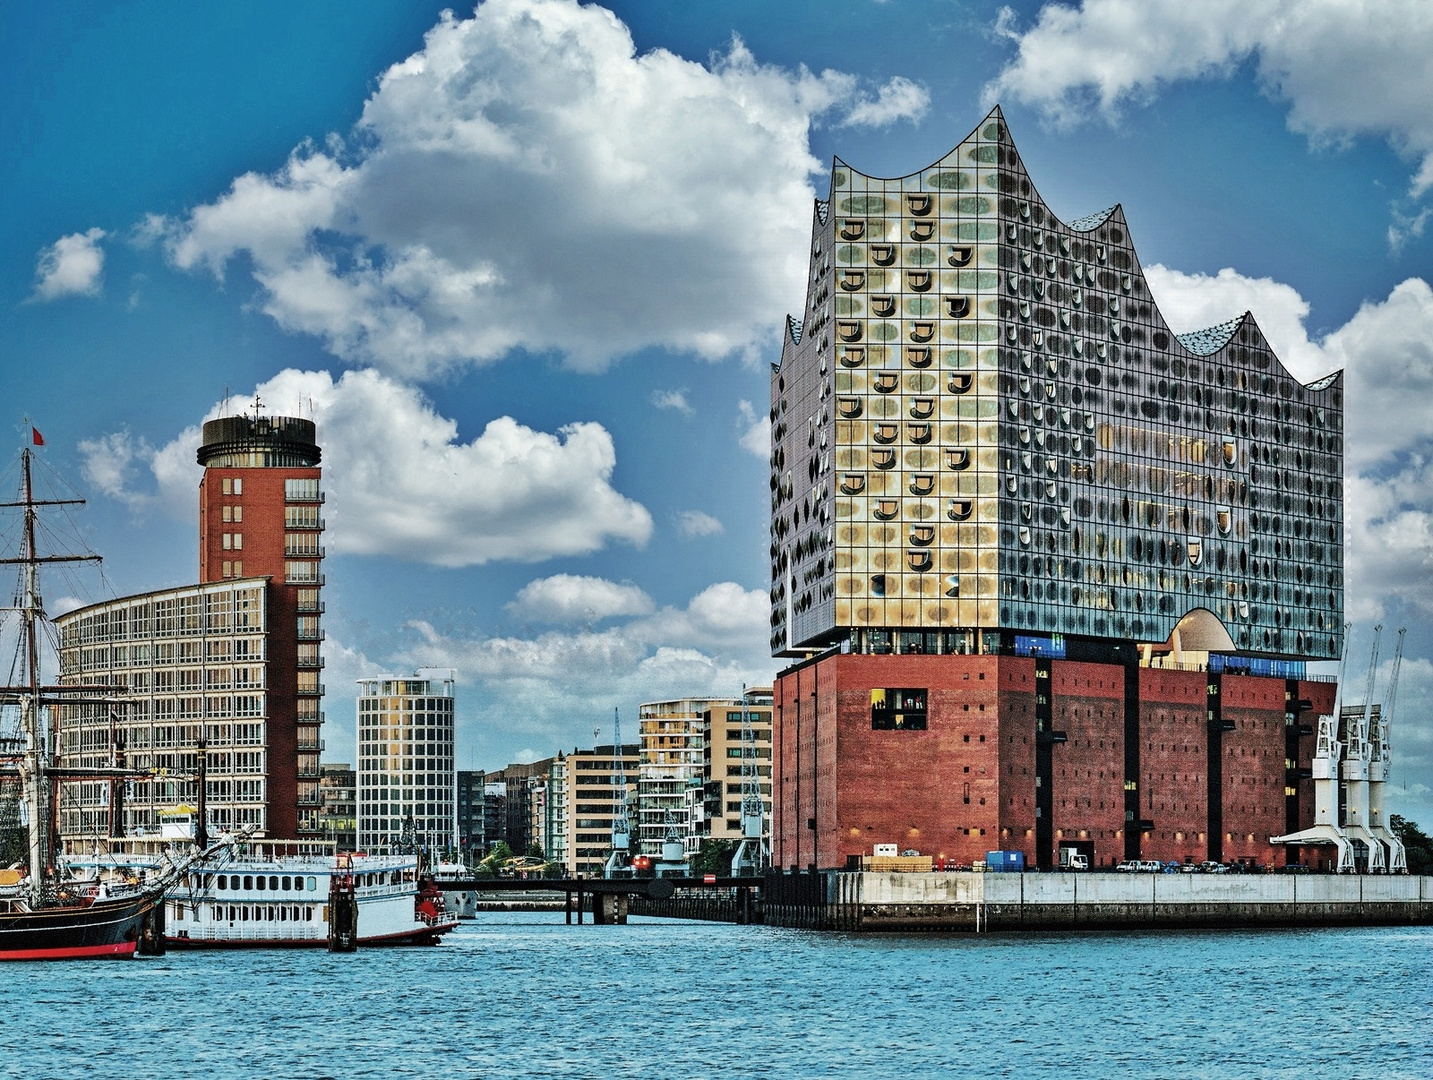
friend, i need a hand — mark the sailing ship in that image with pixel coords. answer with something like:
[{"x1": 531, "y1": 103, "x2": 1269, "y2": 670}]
[{"x1": 0, "y1": 435, "x2": 197, "y2": 959}]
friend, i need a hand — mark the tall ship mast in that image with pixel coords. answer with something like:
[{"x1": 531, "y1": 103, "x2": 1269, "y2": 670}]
[{"x1": 0, "y1": 433, "x2": 204, "y2": 960}]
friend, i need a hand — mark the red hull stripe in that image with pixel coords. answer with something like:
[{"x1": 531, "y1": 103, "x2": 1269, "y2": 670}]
[{"x1": 0, "y1": 941, "x2": 137, "y2": 961}]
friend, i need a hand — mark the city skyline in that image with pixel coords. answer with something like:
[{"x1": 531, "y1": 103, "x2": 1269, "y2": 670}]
[{"x1": 4, "y1": 0, "x2": 1431, "y2": 825}]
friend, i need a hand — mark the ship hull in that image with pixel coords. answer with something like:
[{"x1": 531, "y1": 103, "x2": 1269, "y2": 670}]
[
  {"x1": 0, "y1": 893, "x2": 155, "y2": 961},
  {"x1": 164, "y1": 851, "x2": 457, "y2": 948}
]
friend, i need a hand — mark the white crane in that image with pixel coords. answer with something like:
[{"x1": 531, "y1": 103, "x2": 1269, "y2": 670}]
[
  {"x1": 1271, "y1": 624, "x2": 1354, "y2": 871},
  {"x1": 603, "y1": 707, "x2": 631, "y2": 878},
  {"x1": 1368, "y1": 627, "x2": 1407, "y2": 872},
  {"x1": 1342, "y1": 625, "x2": 1386, "y2": 871},
  {"x1": 731, "y1": 685, "x2": 769, "y2": 876}
]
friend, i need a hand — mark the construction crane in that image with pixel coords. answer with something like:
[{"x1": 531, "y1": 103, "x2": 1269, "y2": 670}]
[
  {"x1": 731, "y1": 685, "x2": 768, "y2": 875},
  {"x1": 603, "y1": 707, "x2": 631, "y2": 877}
]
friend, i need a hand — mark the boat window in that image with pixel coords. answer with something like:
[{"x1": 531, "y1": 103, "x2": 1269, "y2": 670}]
[
  {"x1": 307, "y1": 877, "x2": 317, "y2": 892},
  {"x1": 256, "y1": 876, "x2": 266, "y2": 891},
  {"x1": 217, "y1": 874, "x2": 227, "y2": 890},
  {"x1": 243, "y1": 875, "x2": 253, "y2": 890},
  {"x1": 241, "y1": 906, "x2": 249, "y2": 921},
  {"x1": 282, "y1": 876, "x2": 292, "y2": 891},
  {"x1": 270, "y1": 876, "x2": 280, "y2": 890}
]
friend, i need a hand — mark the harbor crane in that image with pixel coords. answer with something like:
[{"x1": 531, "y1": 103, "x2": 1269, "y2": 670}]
[
  {"x1": 603, "y1": 707, "x2": 632, "y2": 877},
  {"x1": 731, "y1": 686, "x2": 768, "y2": 876}
]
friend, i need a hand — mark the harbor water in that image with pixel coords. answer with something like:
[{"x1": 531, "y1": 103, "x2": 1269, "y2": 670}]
[{"x1": 12, "y1": 914, "x2": 1432, "y2": 1079}]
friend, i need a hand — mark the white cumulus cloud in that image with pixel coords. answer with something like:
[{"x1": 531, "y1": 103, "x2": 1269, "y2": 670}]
[
  {"x1": 650, "y1": 389, "x2": 693, "y2": 416},
  {"x1": 31, "y1": 228, "x2": 107, "y2": 301},
  {"x1": 507, "y1": 574, "x2": 655, "y2": 623},
  {"x1": 674, "y1": 510, "x2": 724, "y2": 538},
  {"x1": 841, "y1": 75, "x2": 930, "y2": 128},
  {"x1": 156, "y1": 0, "x2": 924, "y2": 378},
  {"x1": 398, "y1": 580, "x2": 776, "y2": 758},
  {"x1": 987, "y1": 0, "x2": 1433, "y2": 197},
  {"x1": 737, "y1": 399, "x2": 770, "y2": 458},
  {"x1": 85, "y1": 366, "x2": 652, "y2": 567}
]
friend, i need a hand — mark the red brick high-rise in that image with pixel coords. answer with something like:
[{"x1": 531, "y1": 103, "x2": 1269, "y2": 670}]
[{"x1": 197, "y1": 412, "x2": 325, "y2": 838}]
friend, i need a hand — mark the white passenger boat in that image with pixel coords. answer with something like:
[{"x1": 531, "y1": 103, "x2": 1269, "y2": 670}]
[{"x1": 164, "y1": 842, "x2": 457, "y2": 948}]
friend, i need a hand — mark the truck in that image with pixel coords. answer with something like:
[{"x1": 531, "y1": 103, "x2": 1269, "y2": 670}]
[{"x1": 1058, "y1": 848, "x2": 1089, "y2": 871}]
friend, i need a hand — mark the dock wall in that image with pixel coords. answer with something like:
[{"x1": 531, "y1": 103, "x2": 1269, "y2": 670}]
[{"x1": 767, "y1": 872, "x2": 1433, "y2": 932}]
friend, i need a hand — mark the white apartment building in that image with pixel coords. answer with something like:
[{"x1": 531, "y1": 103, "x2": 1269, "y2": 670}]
[{"x1": 356, "y1": 668, "x2": 456, "y2": 852}]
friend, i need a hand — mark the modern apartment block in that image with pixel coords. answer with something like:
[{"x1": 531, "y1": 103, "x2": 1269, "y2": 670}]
[
  {"x1": 554, "y1": 743, "x2": 638, "y2": 876},
  {"x1": 56, "y1": 580, "x2": 274, "y2": 838},
  {"x1": 355, "y1": 668, "x2": 457, "y2": 852},
  {"x1": 318, "y1": 762, "x2": 357, "y2": 850},
  {"x1": 456, "y1": 769, "x2": 485, "y2": 856},
  {"x1": 770, "y1": 107, "x2": 1343, "y2": 872},
  {"x1": 56, "y1": 410, "x2": 326, "y2": 841},
  {"x1": 637, "y1": 697, "x2": 736, "y2": 858},
  {"x1": 700, "y1": 689, "x2": 774, "y2": 852}
]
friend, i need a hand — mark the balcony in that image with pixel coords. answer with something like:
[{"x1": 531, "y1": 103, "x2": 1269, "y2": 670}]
[
  {"x1": 284, "y1": 544, "x2": 326, "y2": 559},
  {"x1": 296, "y1": 599, "x2": 325, "y2": 614},
  {"x1": 297, "y1": 654, "x2": 325, "y2": 670},
  {"x1": 296, "y1": 627, "x2": 326, "y2": 642},
  {"x1": 297, "y1": 683, "x2": 326, "y2": 697}
]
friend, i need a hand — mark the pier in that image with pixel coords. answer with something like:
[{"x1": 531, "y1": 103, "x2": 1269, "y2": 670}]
[{"x1": 764, "y1": 871, "x2": 1433, "y2": 932}]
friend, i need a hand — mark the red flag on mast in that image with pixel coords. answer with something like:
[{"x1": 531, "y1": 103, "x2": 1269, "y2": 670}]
[{"x1": 31, "y1": 427, "x2": 44, "y2": 446}]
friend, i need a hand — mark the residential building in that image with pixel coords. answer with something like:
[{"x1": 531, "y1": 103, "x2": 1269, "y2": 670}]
[
  {"x1": 318, "y1": 763, "x2": 357, "y2": 850},
  {"x1": 700, "y1": 688, "x2": 773, "y2": 852},
  {"x1": 555, "y1": 742, "x2": 638, "y2": 876},
  {"x1": 56, "y1": 409, "x2": 327, "y2": 842},
  {"x1": 770, "y1": 107, "x2": 1343, "y2": 871},
  {"x1": 356, "y1": 668, "x2": 457, "y2": 852},
  {"x1": 456, "y1": 769, "x2": 485, "y2": 858},
  {"x1": 636, "y1": 697, "x2": 735, "y2": 858},
  {"x1": 56, "y1": 579, "x2": 275, "y2": 838},
  {"x1": 197, "y1": 412, "x2": 325, "y2": 835}
]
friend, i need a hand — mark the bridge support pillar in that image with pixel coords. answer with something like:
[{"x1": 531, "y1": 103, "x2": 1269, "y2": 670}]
[{"x1": 593, "y1": 893, "x2": 629, "y2": 925}]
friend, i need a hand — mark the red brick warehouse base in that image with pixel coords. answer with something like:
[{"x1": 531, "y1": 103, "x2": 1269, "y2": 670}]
[{"x1": 773, "y1": 652, "x2": 1335, "y2": 871}]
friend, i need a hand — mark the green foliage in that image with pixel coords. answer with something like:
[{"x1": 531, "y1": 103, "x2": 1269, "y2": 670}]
[
  {"x1": 475, "y1": 841, "x2": 514, "y2": 877},
  {"x1": 526, "y1": 842, "x2": 546, "y2": 859},
  {"x1": 1391, "y1": 816, "x2": 1433, "y2": 875},
  {"x1": 692, "y1": 839, "x2": 737, "y2": 876}
]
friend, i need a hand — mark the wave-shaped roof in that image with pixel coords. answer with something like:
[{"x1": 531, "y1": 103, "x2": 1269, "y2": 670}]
[{"x1": 1176, "y1": 315, "x2": 1247, "y2": 356}]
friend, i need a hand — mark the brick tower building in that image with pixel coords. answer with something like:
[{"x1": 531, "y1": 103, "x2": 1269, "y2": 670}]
[
  {"x1": 770, "y1": 108, "x2": 1343, "y2": 872},
  {"x1": 197, "y1": 412, "x2": 326, "y2": 837}
]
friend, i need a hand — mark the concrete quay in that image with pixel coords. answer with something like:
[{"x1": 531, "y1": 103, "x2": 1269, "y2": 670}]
[{"x1": 765, "y1": 871, "x2": 1433, "y2": 932}]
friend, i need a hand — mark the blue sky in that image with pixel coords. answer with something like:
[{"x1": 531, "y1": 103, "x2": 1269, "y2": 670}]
[{"x1": 4, "y1": 0, "x2": 1432, "y2": 824}]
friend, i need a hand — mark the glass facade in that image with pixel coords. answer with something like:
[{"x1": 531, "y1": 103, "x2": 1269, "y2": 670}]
[
  {"x1": 771, "y1": 107, "x2": 1343, "y2": 662},
  {"x1": 56, "y1": 581, "x2": 271, "y2": 838},
  {"x1": 355, "y1": 670, "x2": 457, "y2": 852}
]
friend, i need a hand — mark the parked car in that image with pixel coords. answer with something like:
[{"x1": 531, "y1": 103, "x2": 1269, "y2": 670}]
[
  {"x1": 1115, "y1": 861, "x2": 1139, "y2": 873},
  {"x1": 1136, "y1": 860, "x2": 1164, "y2": 873},
  {"x1": 1198, "y1": 861, "x2": 1228, "y2": 874}
]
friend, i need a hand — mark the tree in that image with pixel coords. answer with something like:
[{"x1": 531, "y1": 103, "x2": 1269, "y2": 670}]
[
  {"x1": 526, "y1": 842, "x2": 546, "y2": 860},
  {"x1": 1390, "y1": 816, "x2": 1433, "y2": 875},
  {"x1": 475, "y1": 841, "x2": 514, "y2": 877},
  {"x1": 692, "y1": 839, "x2": 738, "y2": 876}
]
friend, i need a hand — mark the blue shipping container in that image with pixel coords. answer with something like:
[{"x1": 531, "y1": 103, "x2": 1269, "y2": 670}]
[{"x1": 985, "y1": 851, "x2": 1025, "y2": 872}]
